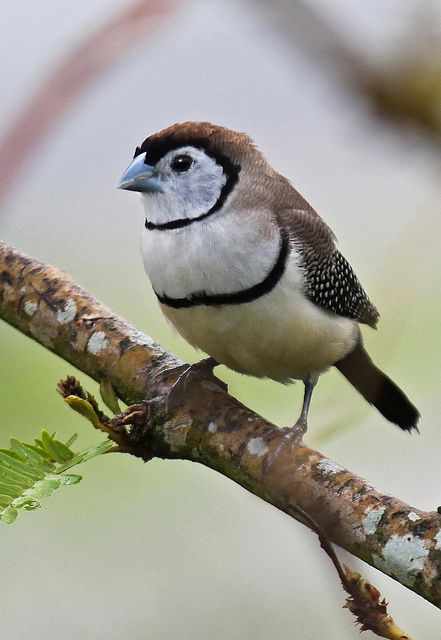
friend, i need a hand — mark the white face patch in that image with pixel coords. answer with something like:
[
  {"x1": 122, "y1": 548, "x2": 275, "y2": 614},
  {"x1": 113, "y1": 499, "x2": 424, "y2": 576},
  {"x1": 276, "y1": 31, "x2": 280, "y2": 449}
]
[{"x1": 141, "y1": 146, "x2": 227, "y2": 226}]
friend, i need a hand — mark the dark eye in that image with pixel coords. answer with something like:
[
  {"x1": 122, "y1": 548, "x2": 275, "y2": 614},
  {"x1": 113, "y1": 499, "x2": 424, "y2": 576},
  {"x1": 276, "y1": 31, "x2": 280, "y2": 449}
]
[{"x1": 171, "y1": 154, "x2": 194, "y2": 173}]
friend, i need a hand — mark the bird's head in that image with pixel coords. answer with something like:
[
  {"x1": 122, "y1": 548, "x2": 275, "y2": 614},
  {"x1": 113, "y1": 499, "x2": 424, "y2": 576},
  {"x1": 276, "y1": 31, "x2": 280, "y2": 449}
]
[{"x1": 118, "y1": 122, "x2": 270, "y2": 229}]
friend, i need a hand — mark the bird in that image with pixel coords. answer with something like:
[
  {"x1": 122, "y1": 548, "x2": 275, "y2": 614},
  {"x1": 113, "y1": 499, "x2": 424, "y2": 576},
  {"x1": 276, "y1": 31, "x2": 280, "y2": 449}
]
[{"x1": 118, "y1": 121, "x2": 419, "y2": 438}]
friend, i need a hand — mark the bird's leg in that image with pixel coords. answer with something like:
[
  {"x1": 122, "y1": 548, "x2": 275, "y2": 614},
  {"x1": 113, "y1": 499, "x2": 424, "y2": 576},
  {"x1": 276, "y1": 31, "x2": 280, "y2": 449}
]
[
  {"x1": 166, "y1": 357, "x2": 227, "y2": 411},
  {"x1": 291, "y1": 374, "x2": 317, "y2": 440},
  {"x1": 277, "y1": 374, "x2": 317, "y2": 446},
  {"x1": 263, "y1": 375, "x2": 317, "y2": 479}
]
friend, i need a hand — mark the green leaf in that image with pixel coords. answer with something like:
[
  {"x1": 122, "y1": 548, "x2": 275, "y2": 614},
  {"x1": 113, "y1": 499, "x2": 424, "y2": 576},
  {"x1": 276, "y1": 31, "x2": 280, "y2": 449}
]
[
  {"x1": 23, "y1": 478, "x2": 63, "y2": 499},
  {"x1": 56, "y1": 441, "x2": 113, "y2": 473},
  {"x1": 21, "y1": 442, "x2": 52, "y2": 460},
  {"x1": 9, "y1": 439, "x2": 53, "y2": 469},
  {"x1": 99, "y1": 379, "x2": 121, "y2": 414},
  {"x1": 64, "y1": 396, "x2": 104, "y2": 430},
  {"x1": 1, "y1": 506, "x2": 18, "y2": 524},
  {"x1": 0, "y1": 481, "x2": 24, "y2": 498},
  {"x1": 0, "y1": 431, "x2": 112, "y2": 524},
  {"x1": 50, "y1": 439, "x2": 74, "y2": 463},
  {"x1": 12, "y1": 497, "x2": 41, "y2": 511},
  {"x1": 0, "y1": 451, "x2": 45, "y2": 480},
  {"x1": 40, "y1": 430, "x2": 63, "y2": 461},
  {"x1": 0, "y1": 494, "x2": 14, "y2": 508},
  {"x1": 54, "y1": 473, "x2": 82, "y2": 487},
  {"x1": 0, "y1": 466, "x2": 34, "y2": 488},
  {"x1": 64, "y1": 433, "x2": 78, "y2": 449}
]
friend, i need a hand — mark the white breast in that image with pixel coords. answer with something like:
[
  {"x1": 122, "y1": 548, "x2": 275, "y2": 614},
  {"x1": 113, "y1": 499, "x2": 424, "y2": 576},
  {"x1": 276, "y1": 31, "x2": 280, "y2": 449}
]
[
  {"x1": 141, "y1": 209, "x2": 281, "y2": 298},
  {"x1": 141, "y1": 213, "x2": 358, "y2": 381},
  {"x1": 160, "y1": 255, "x2": 358, "y2": 381}
]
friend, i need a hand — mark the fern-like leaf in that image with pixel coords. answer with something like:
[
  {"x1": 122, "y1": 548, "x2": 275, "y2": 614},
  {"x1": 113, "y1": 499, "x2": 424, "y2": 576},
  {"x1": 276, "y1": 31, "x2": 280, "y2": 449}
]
[{"x1": 0, "y1": 432, "x2": 112, "y2": 524}]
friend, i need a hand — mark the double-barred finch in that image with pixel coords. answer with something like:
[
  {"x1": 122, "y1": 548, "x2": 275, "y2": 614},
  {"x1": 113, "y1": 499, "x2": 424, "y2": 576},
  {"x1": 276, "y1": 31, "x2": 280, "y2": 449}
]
[{"x1": 119, "y1": 122, "x2": 419, "y2": 435}]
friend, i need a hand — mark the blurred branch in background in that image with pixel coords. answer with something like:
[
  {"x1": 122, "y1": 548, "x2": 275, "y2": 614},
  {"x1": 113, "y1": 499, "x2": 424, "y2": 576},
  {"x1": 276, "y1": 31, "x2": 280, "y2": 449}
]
[
  {"x1": 364, "y1": 38, "x2": 441, "y2": 138},
  {"x1": 2, "y1": 0, "x2": 440, "y2": 216},
  {"x1": 0, "y1": 0, "x2": 183, "y2": 207},
  {"x1": 0, "y1": 239, "x2": 440, "y2": 628},
  {"x1": 250, "y1": 0, "x2": 441, "y2": 142}
]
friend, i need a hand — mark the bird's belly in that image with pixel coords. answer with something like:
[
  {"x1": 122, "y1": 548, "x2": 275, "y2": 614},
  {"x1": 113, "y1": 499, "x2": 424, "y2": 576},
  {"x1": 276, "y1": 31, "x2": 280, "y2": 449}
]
[{"x1": 160, "y1": 283, "x2": 358, "y2": 381}]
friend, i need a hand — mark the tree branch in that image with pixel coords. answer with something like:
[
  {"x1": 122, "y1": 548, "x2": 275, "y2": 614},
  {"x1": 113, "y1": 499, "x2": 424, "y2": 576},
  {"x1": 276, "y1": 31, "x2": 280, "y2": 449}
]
[{"x1": 1, "y1": 239, "x2": 440, "y2": 608}]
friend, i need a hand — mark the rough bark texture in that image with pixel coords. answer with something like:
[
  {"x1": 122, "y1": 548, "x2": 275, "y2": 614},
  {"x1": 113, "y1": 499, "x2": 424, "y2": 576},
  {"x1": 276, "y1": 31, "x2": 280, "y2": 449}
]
[{"x1": 1, "y1": 240, "x2": 440, "y2": 607}]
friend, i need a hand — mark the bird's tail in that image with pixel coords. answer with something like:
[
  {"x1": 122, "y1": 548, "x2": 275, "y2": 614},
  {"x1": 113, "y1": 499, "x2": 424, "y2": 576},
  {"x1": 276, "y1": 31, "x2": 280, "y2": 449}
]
[{"x1": 335, "y1": 338, "x2": 420, "y2": 432}]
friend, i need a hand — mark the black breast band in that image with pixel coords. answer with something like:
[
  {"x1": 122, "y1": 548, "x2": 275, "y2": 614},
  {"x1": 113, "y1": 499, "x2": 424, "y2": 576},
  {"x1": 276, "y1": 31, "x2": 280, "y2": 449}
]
[
  {"x1": 155, "y1": 230, "x2": 290, "y2": 309},
  {"x1": 145, "y1": 208, "x2": 217, "y2": 231}
]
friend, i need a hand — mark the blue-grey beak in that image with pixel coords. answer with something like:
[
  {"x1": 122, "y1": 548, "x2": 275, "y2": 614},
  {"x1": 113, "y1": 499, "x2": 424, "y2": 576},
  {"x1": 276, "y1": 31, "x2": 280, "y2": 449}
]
[{"x1": 118, "y1": 152, "x2": 163, "y2": 192}]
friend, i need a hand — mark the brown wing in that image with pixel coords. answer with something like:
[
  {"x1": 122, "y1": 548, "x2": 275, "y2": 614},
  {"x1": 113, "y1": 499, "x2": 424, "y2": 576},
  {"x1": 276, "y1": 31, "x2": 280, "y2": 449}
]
[{"x1": 275, "y1": 202, "x2": 379, "y2": 328}]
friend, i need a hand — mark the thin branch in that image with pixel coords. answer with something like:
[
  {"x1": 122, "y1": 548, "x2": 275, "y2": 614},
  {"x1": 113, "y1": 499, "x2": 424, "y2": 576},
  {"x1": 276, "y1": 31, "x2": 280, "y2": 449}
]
[
  {"x1": 289, "y1": 504, "x2": 412, "y2": 639},
  {"x1": 1, "y1": 239, "x2": 441, "y2": 609}
]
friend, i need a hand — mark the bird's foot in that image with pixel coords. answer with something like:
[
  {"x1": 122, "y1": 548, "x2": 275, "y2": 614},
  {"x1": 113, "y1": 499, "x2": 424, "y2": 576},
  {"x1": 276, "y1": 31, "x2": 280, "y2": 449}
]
[
  {"x1": 109, "y1": 401, "x2": 151, "y2": 430},
  {"x1": 289, "y1": 416, "x2": 308, "y2": 441},
  {"x1": 109, "y1": 398, "x2": 161, "y2": 461},
  {"x1": 263, "y1": 418, "x2": 307, "y2": 479},
  {"x1": 166, "y1": 357, "x2": 227, "y2": 412}
]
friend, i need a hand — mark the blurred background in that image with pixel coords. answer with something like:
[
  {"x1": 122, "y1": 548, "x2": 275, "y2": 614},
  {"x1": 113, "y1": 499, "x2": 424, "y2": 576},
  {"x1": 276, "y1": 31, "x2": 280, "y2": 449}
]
[{"x1": 1, "y1": 1, "x2": 440, "y2": 637}]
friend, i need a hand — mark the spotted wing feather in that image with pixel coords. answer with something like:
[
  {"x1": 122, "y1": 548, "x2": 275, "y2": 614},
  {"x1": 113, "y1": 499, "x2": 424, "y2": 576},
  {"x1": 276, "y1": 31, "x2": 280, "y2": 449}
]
[
  {"x1": 302, "y1": 246, "x2": 379, "y2": 327},
  {"x1": 277, "y1": 205, "x2": 379, "y2": 328}
]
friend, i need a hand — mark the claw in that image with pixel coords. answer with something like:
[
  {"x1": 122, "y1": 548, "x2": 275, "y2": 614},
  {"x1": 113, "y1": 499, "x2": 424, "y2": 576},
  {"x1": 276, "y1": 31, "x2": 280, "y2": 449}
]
[
  {"x1": 262, "y1": 376, "x2": 316, "y2": 480},
  {"x1": 166, "y1": 357, "x2": 226, "y2": 411},
  {"x1": 108, "y1": 399, "x2": 159, "y2": 461},
  {"x1": 109, "y1": 401, "x2": 150, "y2": 428},
  {"x1": 263, "y1": 425, "x2": 303, "y2": 480}
]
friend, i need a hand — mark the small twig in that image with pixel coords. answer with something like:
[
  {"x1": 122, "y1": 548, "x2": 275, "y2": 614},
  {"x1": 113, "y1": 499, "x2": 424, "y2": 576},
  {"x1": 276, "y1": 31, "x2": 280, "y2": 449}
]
[
  {"x1": 58, "y1": 376, "x2": 127, "y2": 444},
  {"x1": 290, "y1": 503, "x2": 412, "y2": 638},
  {"x1": 58, "y1": 376, "x2": 110, "y2": 425}
]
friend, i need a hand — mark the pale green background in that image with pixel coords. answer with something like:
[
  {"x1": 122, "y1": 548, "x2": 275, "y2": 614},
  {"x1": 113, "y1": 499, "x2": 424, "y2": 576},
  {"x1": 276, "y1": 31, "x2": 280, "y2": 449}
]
[{"x1": 1, "y1": 1, "x2": 440, "y2": 637}]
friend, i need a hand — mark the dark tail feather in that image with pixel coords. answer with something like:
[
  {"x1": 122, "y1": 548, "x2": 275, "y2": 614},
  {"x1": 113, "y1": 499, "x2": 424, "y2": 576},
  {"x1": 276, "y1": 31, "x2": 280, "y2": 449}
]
[{"x1": 335, "y1": 339, "x2": 420, "y2": 432}]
